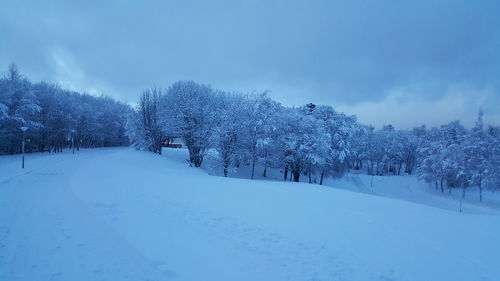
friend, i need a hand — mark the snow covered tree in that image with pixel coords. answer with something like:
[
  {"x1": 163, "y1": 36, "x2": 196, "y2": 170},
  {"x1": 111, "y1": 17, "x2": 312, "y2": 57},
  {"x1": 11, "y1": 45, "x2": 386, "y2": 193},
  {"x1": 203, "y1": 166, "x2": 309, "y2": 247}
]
[
  {"x1": 211, "y1": 93, "x2": 247, "y2": 177},
  {"x1": 127, "y1": 89, "x2": 164, "y2": 154},
  {"x1": 0, "y1": 64, "x2": 130, "y2": 155},
  {"x1": 0, "y1": 64, "x2": 41, "y2": 153},
  {"x1": 165, "y1": 81, "x2": 218, "y2": 167},
  {"x1": 307, "y1": 104, "x2": 358, "y2": 184},
  {"x1": 241, "y1": 92, "x2": 282, "y2": 179},
  {"x1": 272, "y1": 107, "x2": 327, "y2": 182},
  {"x1": 417, "y1": 121, "x2": 468, "y2": 193},
  {"x1": 461, "y1": 110, "x2": 500, "y2": 200}
]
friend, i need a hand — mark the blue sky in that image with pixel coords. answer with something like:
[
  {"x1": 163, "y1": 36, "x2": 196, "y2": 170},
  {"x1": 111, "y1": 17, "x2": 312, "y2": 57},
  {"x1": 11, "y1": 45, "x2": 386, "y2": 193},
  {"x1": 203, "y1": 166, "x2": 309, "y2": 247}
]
[{"x1": 1, "y1": 0, "x2": 499, "y2": 128}]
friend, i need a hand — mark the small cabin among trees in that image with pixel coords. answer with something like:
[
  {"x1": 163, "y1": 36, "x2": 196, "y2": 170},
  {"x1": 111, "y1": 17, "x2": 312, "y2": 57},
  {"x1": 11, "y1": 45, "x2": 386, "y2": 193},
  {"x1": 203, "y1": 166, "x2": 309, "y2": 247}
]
[{"x1": 163, "y1": 137, "x2": 184, "y2": 148}]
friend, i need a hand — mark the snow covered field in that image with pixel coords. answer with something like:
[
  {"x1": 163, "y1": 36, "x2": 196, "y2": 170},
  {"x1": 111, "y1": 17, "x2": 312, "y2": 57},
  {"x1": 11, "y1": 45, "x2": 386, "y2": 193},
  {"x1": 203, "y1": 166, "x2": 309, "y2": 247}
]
[{"x1": 1, "y1": 147, "x2": 500, "y2": 281}]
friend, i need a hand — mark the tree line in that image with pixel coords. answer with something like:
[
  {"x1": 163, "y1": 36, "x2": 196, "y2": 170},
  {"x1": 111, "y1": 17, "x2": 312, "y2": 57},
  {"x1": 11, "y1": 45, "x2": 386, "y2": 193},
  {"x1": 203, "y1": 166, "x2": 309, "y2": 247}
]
[
  {"x1": 2, "y1": 63, "x2": 498, "y2": 199},
  {"x1": 0, "y1": 64, "x2": 130, "y2": 155},
  {"x1": 127, "y1": 81, "x2": 500, "y2": 199}
]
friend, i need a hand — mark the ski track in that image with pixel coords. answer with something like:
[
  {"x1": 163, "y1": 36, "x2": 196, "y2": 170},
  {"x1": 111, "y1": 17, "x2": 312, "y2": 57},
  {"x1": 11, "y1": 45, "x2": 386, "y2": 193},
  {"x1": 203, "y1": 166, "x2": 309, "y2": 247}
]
[{"x1": 0, "y1": 150, "x2": 166, "y2": 281}]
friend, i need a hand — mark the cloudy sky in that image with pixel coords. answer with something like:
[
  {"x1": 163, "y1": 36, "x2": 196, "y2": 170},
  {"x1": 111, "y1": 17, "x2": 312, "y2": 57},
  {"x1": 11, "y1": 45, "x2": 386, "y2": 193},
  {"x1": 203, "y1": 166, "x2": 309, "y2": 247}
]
[{"x1": 1, "y1": 0, "x2": 499, "y2": 128}]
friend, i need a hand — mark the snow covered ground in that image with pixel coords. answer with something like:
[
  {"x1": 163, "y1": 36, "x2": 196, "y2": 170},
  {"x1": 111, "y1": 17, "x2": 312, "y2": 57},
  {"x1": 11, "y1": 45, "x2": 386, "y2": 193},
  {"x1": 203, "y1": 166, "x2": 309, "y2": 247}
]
[
  {"x1": 202, "y1": 150, "x2": 500, "y2": 215},
  {"x1": 1, "y1": 147, "x2": 500, "y2": 281}
]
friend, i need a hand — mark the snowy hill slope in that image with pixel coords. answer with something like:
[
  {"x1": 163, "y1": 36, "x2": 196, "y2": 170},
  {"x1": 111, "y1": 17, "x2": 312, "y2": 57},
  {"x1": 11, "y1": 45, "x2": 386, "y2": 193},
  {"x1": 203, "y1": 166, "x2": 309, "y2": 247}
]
[
  {"x1": 1, "y1": 147, "x2": 500, "y2": 281},
  {"x1": 198, "y1": 149, "x2": 500, "y2": 215}
]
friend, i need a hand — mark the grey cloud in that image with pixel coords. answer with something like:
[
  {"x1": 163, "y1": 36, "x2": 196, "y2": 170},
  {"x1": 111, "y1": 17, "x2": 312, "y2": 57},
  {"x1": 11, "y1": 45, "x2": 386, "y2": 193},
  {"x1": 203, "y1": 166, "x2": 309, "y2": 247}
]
[{"x1": 1, "y1": 0, "x2": 499, "y2": 126}]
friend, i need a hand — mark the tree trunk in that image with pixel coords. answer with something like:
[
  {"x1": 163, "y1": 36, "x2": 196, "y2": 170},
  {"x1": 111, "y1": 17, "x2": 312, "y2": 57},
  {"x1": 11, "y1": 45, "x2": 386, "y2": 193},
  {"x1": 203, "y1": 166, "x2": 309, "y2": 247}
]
[
  {"x1": 478, "y1": 176, "x2": 483, "y2": 202},
  {"x1": 293, "y1": 170, "x2": 300, "y2": 182},
  {"x1": 479, "y1": 185, "x2": 482, "y2": 202},
  {"x1": 262, "y1": 151, "x2": 268, "y2": 177},
  {"x1": 195, "y1": 155, "x2": 203, "y2": 167},
  {"x1": 188, "y1": 147, "x2": 203, "y2": 167},
  {"x1": 459, "y1": 183, "x2": 464, "y2": 213},
  {"x1": 223, "y1": 157, "x2": 229, "y2": 177},
  {"x1": 319, "y1": 170, "x2": 325, "y2": 185},
  {"x1": 250, "y1": 146, "x2": 256, "y2": 180},
  {"x1": 251, "y1": 161, "x2": 256, "y2": 180}
]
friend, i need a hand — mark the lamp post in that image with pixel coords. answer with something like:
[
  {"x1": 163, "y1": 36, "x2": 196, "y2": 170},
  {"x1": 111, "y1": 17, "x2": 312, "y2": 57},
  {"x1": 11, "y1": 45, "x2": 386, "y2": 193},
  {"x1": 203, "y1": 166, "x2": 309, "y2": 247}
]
[
  {"x1": 19, "y1": 126, "x2": 28, "y2": 168},
  {"x1": 71, "y1": 129, "x2": 76, "y2": 154}
]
